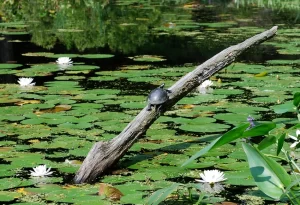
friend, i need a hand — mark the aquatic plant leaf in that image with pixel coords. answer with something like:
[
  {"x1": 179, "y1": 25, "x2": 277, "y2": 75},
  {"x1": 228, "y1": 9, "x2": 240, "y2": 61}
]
[
  {"x1": 130, "y1": 55, "x2": 166, "y2": 62},
  {"x1": 273, "y1": 101, "x2": 295, "y2": 114},
  {"x1": 36, "y1": 105, "x2": 72, "y2": 114},
  {"x1": 98, "y1": 183, "x2": 124, "y2": 201},
  {"x1": 198, "y1": 21, "x2": 237, "y2": 28},
  {"x1": 55, "y1": 75, "x2": 86, "y2": 80},
  {"x1": 69, "y1": 65, "x2": 99, "y2": 71},
  {"x1": 0, "y1": 178, "x2": 34, "y2": 190},
  {"x1": 216, "y1": 161, "x2": 249, "y2": 171},
  {"x1": 80, "y1": 54, "x2": 114, "y2": 59},
  {"x1": 89, "y1": 76, "x2": 119, "y2": 81},
  {"x1": 214, "y1": 113, "x2": 260, "y2": 124},
  {"x1": 46, "y1": 54, "x2": 79, "y2": 58},
  {"x1": 225, "y1": 170, "x2": 255, "y2": 186},
  {"x1": 22, "y1": 52, "x2": 54, "y2": 57},
  {"x1": 171, "y1": 116, "x2": 216, "y2": 125},
  {"x1": 0, "y1": 191, "x2": 21, "y2": 202},
  {"x1": 0, "y1": 63, "x2": 22, "y2": 69},
  {"x1": 254, "y1": 71, "x2": 268, "y2": 77},
  {"x1": 242, "y1": 123, "x2": 276, "y2": 138},
  {"x1": 242, "y1": 143, "x2": 290, "y2": 200},
  {"x1": 182, "y1": 123, "x2": 249, "y2": 166},
  {"x1": 213, "y1": 89, "x2": 244, "y2": 95},
  {"x1": 179, "y1": 123, "x2": 230, "y2": 133},
  {"x1": 120, "y1": 192, "x2": 145, "y2": 204},
  {"x1": 293, "y1": 92, "x2": 300, "y2": 107},
  {"x1": 257, "y1": 136, "x2": 276, "y2": 151},
  {"x1": 226, "y1": 106, "x2": 269, "y2": 114},
  {"x1": 147, "y1": 183, "x2": 180, "y2": 205},
  {"x1": 277, "y1": 134, "x2": 285, "y2": 156}
]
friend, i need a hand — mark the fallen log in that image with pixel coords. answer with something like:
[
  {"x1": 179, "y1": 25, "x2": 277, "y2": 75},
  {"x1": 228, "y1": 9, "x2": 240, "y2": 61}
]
[{"x1": 74, "y1": 26, "x2": 278, "y2": 183}]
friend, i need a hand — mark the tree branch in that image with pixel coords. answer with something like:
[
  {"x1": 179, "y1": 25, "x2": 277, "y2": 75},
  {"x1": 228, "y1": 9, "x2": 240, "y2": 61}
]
[{"x1": 74, "y1": 26, "x2": 278, "y2": 183}]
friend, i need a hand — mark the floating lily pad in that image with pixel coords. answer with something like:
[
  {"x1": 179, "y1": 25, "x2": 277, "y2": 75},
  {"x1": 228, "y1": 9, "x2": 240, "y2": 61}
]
[
  {"x1": 55, "y1": 75, "x2": 86, "y2": 80},
  {"x1": 0, "y1": 191, "x2": 21, "y2": 201},
  {"x1": 0, "y1": 63, "x2": 23, "y2": 69},
  {"x1": 22, "y1": 52, "x2": 54, "y2": 57},
  {"x1": 179, "y1": 123, "x2": 230, "y2": 133},
  {"x1": 129, "y1": 55, "x2": 166, "y2": 62},
  {"x1": 79, "y1": 54, "x2": 114, "y2": 59}
]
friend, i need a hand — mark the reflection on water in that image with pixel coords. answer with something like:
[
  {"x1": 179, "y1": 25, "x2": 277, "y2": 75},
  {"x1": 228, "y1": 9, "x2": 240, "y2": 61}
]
[{"x1": 1, "y1": 0, "x2": 298, "y2": 57}]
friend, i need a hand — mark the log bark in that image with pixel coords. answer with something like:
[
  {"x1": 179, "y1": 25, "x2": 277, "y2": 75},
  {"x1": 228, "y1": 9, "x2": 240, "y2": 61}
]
[{"x1": 74, "y1": 26, "x2": 278, "y2": 183}]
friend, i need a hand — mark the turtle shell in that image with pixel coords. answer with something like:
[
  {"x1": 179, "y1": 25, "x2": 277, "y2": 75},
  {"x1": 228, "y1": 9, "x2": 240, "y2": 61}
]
[{"x1": 148, "y1": 86, "x2": 168, "y2": 105}]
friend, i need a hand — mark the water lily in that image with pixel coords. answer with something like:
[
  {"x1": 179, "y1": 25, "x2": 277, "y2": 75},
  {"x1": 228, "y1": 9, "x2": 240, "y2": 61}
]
[
  {"x1": 30, "y1": 165, "x2": 53, "y2": 177},
  {"x1": 196, "y1": 169, "x2": 226, "y2": 184},
  {"x1": 289, "y1": 130, "x2": 300, "y2": 148},
  {"x1": 197, "y1": 80, "x2": 213, "y2": 94},
  {"x1": 18, "y1": 77, "x2": 35, "y2": 86},
  {"x1": 199, "y1": 80, "x2": 213, "y2": 88},
  {"x1": 56, "y1": 57, "x2": 73, "y2": 65}
]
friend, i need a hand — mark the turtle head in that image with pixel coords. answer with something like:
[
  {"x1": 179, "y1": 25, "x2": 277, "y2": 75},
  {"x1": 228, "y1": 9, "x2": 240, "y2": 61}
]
[{"x1": 159, "y1": 83, "x2": 165, "y2": 88}]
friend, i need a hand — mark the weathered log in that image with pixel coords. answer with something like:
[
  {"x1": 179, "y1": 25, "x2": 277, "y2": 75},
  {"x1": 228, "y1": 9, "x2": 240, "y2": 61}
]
[{"x1": 74, "y1": 26, "x2": 278, "y2": 183}]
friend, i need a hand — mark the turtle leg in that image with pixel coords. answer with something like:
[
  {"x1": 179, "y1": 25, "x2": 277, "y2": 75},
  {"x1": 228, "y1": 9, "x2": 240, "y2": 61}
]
[
  {"x1": 147, "y1": 103, "x2": 152, "y2": 111},
  {"x1": 157, "y1": 104, "x2": 163, "y2": 113}
]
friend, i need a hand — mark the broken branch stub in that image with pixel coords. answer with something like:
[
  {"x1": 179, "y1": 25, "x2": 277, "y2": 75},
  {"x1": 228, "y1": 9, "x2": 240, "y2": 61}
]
[{"x1": 74, "y1": 26, "x2": 278, "y2": 184}]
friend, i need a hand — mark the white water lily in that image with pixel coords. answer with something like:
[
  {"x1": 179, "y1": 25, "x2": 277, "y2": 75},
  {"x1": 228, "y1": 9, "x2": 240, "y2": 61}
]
[
  {"x1": 18, "y1": 77, "x2": 35, "y2": 86},
  {"x1": 197, "y1": 80, "x2": 213, "y2": 94},
  {"x1": 199, "y1": 80, "x2": 213, "y2": 88},
  {"x1": 289, "y1": 130, "x2": 300, "y2": 148},
  {"x1": 196, "y1": 170, "x2": 226, "y2": 184},
  {"x1": 30, "y1": 165, "x2": 53, "y2": 177},
  {"x1": 56, "y1": 57, "x2": 73, "y2": 65}
]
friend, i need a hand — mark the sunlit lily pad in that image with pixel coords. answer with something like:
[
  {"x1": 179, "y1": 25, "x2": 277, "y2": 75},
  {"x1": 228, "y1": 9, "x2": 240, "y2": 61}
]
[
  {"x1": 0, "y1": 63, "x2": 23, "y2": 69},
  {"x1": 79, "y1": 54, "x2": 114, "y2": 59},
  {"x1": 129, "y1": 55, "x2": 166, "y2": 62},
  {"x1": 22, "y1": 52, "x2": 54, "y2": 57}
]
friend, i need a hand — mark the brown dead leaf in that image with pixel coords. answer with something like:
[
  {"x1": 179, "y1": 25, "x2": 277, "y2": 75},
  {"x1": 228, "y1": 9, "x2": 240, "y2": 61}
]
[
  {"x1": 215, "y1": 202, "x2": 238, "y2": 205},
  {"x1": 0, "y1": 147, "x2": 13, "y2": 152},
  {"x1": 62, "y1": 185, "x2": 78, "y2": 189},
  {"x1": 15, "y1": 99, "x2": 41, "y2": 106},
  {"x1": 35, "y1": 104, "x2": 72, "y2": 114},
  {"x1": 16, "y1": 188, "x2": 34, "y2": 195},
  {"x1": 181, "y1": 104, "x2": 195, "y2": 109},
  {"x1": 98, "y1": 183, "x2": 123, "y2": 201},
  {"x1": 28, "y1": 139, "x2": 40, "y2": 144}
]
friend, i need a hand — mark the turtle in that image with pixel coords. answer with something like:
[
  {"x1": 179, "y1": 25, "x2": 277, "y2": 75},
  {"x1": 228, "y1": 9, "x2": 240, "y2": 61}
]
[{"x1": 147, "y1": 83, "x2": 171, "y2": 111}]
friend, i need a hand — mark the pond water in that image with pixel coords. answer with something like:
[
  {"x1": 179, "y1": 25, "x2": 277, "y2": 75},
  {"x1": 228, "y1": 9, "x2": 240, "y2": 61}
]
[{"x1": 0, "y1": 0, "x2": 300, "y2": 204}]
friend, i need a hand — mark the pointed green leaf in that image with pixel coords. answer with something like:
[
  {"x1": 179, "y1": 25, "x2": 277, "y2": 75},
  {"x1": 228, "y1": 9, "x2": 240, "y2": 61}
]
[
  {"x1": 257, "y1": 136, "x2": 276, "y2": 150},
  {"x1": 242, "y1": 123, "x2": 276, "y2": 138},
  {"x1": 277, "y1": 133, "x2": 285, "y2": 156},
  {"x1": 293, "y1": 92, "x2": 300, "y2": 108},
  {"x1": 147, "y1": 183, "x2": 180, "y2": 205},
  {"x1": 182, "y1": 123, "x2": 249, "y2": 166},
  {"x1": 242, "y1": 143, "x2": 290, "y2": 200},
  {"x1": 273, "y1": 101, "x2": 295, "y2": 114}
]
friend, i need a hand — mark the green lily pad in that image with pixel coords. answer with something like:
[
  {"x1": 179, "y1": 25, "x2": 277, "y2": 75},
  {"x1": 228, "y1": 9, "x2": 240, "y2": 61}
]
[
  {"x1": 79, "y1": 54, "x2": 114, "y2": 59},
  {"x1": 179, "y1": 123, "x2": 230, "y2": 133}
]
